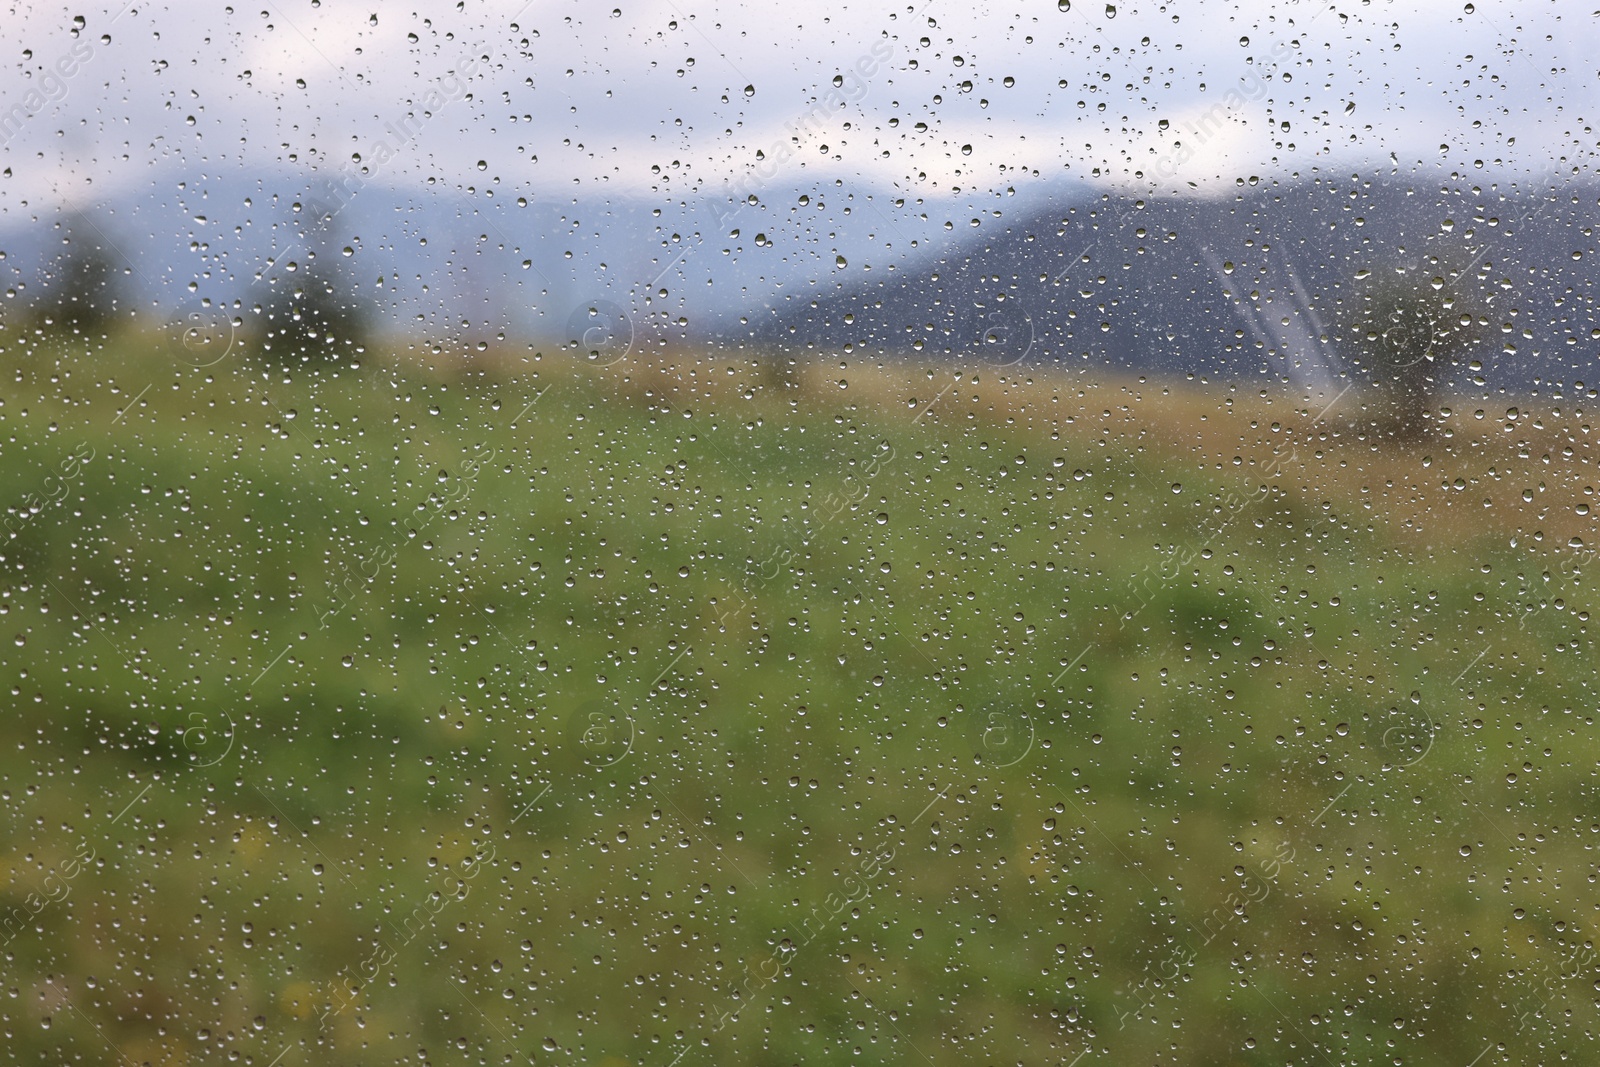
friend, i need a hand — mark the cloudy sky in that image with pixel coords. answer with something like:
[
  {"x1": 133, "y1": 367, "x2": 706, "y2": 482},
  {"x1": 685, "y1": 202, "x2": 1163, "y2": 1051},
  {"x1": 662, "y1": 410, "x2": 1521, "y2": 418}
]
[
  {"x1": 0, "y1": 0, "x2": 1592, "y2": 338},
  {"x1": 3, "y1": 0, "x2": 1591, "y2": 203}
]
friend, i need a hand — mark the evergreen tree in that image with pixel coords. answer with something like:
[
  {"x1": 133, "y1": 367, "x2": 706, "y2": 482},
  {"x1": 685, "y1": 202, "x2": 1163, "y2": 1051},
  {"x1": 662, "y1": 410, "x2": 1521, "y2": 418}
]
[
  {"x1": 35, "y1": 212, "x2": 123, "y2": 336},
  {"x1": 1340, "y1": 273, "x2": 1482, "y2": 442},
  {"x1": 252, "y1": 263, "x2": 370, "y2": 367}
]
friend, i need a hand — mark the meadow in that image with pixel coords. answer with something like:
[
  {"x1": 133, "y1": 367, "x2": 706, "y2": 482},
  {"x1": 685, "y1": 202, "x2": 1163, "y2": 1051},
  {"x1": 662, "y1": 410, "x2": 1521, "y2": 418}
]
[{"x1": 1, "y1": 332, "x2": 1596, "y2": 1067}]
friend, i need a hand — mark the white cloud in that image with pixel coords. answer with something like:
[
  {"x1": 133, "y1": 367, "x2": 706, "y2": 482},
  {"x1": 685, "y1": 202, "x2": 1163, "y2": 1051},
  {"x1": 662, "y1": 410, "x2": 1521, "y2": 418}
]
[{"x1": 1, "y1": 0, "x2": 1590, "y2": 214}]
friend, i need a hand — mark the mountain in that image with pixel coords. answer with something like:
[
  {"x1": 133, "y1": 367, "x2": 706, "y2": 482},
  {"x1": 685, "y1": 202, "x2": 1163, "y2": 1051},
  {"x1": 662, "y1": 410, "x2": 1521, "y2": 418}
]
[
  {"x1": 732, "y1": 174, "x2": 1599, "y2": 397},
  {"x1": 0, "y1": 165, "x2": 970, "y2": 351},
  {"x1": 5, "y1": 166, "x2": 1594, "y2": 397}
]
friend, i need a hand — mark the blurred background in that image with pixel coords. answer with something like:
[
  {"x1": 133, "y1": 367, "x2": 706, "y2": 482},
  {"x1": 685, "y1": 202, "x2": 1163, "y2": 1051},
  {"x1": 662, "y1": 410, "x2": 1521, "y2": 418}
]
[{"x1": 1, "y1": 1, "x2": 1598, "y2": 1064}]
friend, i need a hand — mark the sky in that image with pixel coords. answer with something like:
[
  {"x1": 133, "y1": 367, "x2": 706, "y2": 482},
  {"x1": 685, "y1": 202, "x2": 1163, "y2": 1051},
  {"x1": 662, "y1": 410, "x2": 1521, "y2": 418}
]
[
  {"x1": 0, "y1": 0, "x2": 1593, "y2": 338},
  {"x1": 3, "y1": 0, "x2": 1592, "y2": 203}
]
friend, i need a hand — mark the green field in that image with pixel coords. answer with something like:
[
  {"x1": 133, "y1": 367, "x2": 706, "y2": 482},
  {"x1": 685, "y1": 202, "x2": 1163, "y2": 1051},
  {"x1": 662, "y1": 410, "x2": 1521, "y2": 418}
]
[{"x1": 1, "y1": 334, "x2": 1595, "y2": 1066}]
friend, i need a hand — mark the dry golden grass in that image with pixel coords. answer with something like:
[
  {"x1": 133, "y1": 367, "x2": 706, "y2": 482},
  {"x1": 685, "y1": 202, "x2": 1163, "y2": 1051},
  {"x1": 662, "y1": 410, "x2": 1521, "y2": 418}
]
[
  {"x1": 438, "y1": 340, "x2": 1600, "y2": 557},
  {"x1": 835, "y1": 359, "x2": 1596, "y2": 554}
]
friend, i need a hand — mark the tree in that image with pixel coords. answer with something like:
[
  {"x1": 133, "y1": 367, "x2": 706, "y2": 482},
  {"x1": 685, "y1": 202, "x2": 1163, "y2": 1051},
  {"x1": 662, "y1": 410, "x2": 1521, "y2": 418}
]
[
  {"x1": 32, "y1": 211, "x2": 124, "y2": 337},
  {"x1": 251, "y1": 264, "x2": 371, "y2": 368},
  {"x1": 1339, "y1": 272, "x2": 1483, "y2": 443}
]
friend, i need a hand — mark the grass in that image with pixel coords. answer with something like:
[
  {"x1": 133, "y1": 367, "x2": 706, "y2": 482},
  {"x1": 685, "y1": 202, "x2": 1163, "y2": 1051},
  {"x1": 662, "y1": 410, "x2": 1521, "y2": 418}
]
[{"x1": 0, "y1": 329, "x2": 1595, "y2": 1066}]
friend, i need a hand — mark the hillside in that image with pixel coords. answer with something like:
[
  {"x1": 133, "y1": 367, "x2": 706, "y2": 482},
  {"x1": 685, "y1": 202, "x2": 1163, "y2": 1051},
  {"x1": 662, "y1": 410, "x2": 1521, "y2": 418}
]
[{"x1": 735, "y1": 175, "x2": 1600, "y2": 397}]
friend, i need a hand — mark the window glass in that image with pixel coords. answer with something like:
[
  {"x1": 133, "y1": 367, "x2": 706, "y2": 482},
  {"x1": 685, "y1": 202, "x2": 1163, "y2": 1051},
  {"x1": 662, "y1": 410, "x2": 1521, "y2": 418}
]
[{"x1": 2, "y1": 3, "x2": 1593, "y2": 1065}]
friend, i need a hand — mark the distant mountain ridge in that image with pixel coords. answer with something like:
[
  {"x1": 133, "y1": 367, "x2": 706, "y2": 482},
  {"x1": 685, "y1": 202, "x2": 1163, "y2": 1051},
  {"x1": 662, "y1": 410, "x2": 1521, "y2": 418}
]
[
  {"x1": 732, "y1": 174, "x2": 1598, "y2": 396},
  {"x1": 0, "y1": 165, "x2": 964, "y2": 347},
  {"x1": 3, "y1": 167, "x2": 1592, "y2": 396}
]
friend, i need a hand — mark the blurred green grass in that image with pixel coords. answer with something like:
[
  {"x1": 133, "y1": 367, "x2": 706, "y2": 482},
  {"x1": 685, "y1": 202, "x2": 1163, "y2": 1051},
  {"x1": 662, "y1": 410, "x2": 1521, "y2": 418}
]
[{"x1": 0, "y1": 335, "x2": 1593, "y2": 1066}]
